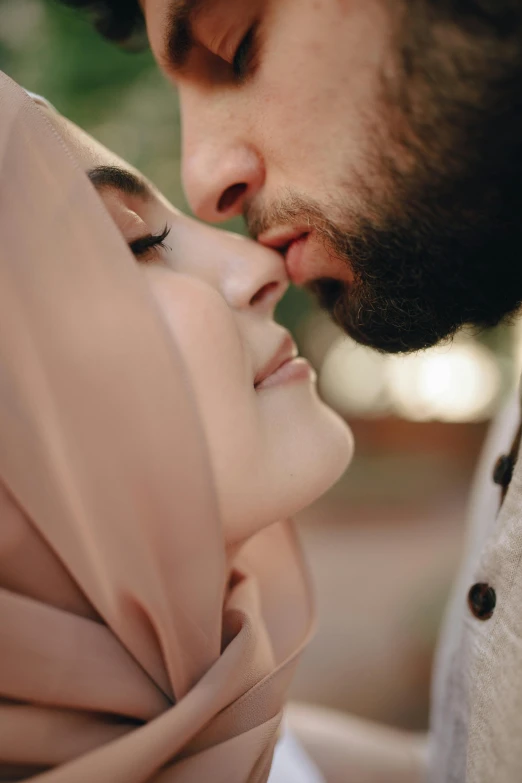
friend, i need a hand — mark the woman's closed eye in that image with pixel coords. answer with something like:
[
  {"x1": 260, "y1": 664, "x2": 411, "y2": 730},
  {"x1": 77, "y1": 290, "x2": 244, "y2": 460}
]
[{"x1": 129, "y1": 225, "x2": 172, "y2": 262}]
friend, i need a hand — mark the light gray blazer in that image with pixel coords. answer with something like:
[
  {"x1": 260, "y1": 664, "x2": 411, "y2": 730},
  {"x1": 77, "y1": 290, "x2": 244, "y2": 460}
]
[{"x1": 429, "y1": 388, "x2": 522, "y2": 782}]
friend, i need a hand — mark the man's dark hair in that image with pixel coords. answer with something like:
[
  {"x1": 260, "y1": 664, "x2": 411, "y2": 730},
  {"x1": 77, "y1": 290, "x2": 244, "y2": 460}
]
[{"x1": 58, "y1": 1, "x2": 145, "y2": 44}]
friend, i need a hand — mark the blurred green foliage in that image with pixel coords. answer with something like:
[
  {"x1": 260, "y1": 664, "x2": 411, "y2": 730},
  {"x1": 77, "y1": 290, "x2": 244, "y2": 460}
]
[{"x1": 0, "y1": 0, "x2": 185, "y2": 203}]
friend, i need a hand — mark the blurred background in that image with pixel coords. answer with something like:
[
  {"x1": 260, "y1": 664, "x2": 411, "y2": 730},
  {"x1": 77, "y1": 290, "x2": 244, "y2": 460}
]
[{"x1": 2, "y1": 0, "x2": 520, "y2": 733}]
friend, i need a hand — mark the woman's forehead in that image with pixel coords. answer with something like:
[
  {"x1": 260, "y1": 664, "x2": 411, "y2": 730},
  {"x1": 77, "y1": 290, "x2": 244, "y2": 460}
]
[
  {"x1": 38, "y1": 103, "x2": 177, "y2": 219},
  {"x1": 40, "y1": 104, "x2": 134, "y2": 176}
]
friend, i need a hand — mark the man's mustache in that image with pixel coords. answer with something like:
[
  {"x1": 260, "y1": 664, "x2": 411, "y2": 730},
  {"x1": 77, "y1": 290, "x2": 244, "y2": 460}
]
[{"x1": 243, "y1": 193, "x2": 340, "y2": 243}]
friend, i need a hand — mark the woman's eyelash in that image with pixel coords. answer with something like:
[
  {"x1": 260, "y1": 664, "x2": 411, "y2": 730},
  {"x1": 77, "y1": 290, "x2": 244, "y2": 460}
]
[{"x1": 129, "y1": 225, "x2": 171, "y2": 260}]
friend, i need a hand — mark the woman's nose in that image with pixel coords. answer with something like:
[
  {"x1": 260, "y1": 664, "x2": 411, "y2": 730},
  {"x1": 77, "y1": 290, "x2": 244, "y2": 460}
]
[
  {"x1": 216, "y1": 232, "x2": 289, "y2": 315},
  {"x1": 180, "y1": 93, "x2": 265, "y2": 223}
]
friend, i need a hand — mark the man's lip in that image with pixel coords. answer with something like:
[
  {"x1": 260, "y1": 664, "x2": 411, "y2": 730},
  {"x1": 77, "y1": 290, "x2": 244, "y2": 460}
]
[
  {"x1": 254, "y1": 334, "x2": 299, "y2": 389},
  {"x1": 284, "y1": 234, "x2": 312, "y2": 285},
  {"x1": 260, "y1": 227, "x2": 354, "y2": 286},
  {"x1": 257, "y1": 227, "x2": 310, "y2": 251},
  {"x1": 258, "y1": 229, "x2": 311, "y2": 284}
]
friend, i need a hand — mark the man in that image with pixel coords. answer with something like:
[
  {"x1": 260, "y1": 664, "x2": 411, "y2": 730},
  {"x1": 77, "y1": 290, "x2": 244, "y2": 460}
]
[{"x1": 61, "y1": 2, "x2": 522, "y2": 781}]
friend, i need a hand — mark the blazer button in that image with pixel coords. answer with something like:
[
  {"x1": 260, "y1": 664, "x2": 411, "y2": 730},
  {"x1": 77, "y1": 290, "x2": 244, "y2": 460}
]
[
  {"x1": 493, "y1": 454, "x2": 514, "y2": 488},
  {"x1": 468, "y1": 583, "x2": 496, "y2": 620}
]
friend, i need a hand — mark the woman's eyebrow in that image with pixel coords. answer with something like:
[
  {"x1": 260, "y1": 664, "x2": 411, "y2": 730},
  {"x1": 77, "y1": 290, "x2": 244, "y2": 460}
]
[{"x1": 87, "y1": 165, "x2": 152, "y2": 199}]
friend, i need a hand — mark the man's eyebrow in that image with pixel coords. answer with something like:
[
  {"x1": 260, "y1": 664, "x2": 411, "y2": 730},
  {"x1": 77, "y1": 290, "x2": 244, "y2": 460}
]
[
  {"x1": 164, "y1": 0, "x2": 207, "y2": 71},
  {"x1": 87, "y1": 166, "x2": 151, "y2": 199}
]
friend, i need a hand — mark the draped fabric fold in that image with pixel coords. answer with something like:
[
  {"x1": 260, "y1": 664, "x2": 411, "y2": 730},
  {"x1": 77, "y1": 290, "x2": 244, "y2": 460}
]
[{"x1": 0, "y1": 72, "x2": 314, "y2": 782}]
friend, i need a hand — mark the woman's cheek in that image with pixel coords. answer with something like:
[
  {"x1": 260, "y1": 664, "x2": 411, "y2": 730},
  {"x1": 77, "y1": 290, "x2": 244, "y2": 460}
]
[{"x1": 145, "y1": 269, "x2": 262, "y2": 510}]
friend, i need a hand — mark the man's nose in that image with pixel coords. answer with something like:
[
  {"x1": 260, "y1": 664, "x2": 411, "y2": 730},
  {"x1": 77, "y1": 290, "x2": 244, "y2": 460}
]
[
  {"x1": 183, "y1": 142, "x2": 264, "y2": 223},
  {"x1": 180, "y1": 95, "x2": 264, "y2": 223}
]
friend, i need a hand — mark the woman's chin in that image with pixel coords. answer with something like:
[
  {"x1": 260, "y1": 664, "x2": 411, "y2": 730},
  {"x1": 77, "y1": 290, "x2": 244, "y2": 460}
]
[
  {"x1": 277, "y1": 399, "x2": 354, "y2": 519},
  {"x1": 300, "y1": 380, "x2": 355, "y2": 471},
  {"x1": 265, "y1": 380, "x2": 354, "y2": 487},
  {"x1": 304, "y1": 402, "x2": 354, "y2": 502},
  {"x1": 219, "y1": 386, "x2": 354, "y2": 545},
  {"x1": 321, "y1": 400, "x2": 355, "y2": 473}
]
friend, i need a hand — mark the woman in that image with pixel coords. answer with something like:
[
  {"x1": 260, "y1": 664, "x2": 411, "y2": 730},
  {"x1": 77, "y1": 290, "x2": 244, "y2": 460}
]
[{"x1": 0, "y1": 73, "x2": 352, "y2": 782}]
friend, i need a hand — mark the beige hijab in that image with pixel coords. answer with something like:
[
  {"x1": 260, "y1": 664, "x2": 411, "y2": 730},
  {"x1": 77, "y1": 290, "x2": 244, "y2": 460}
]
[{"x1": 0, "y1": 72, "x2": 314, "y2": 782}]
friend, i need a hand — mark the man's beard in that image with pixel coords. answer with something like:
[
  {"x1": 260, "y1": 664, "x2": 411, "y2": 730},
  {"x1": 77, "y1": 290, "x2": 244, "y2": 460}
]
[{"x1": 247, "y1": 2, "x2": 522, "y2": 354}]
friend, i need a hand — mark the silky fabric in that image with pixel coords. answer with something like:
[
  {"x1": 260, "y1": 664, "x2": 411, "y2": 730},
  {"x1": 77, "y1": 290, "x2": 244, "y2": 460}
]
[{"x1": 0, "y1": 72, "x2": 314, "y2": 782}]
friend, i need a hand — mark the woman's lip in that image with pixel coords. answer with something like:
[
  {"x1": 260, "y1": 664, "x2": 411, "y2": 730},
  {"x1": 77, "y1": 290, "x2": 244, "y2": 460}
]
[
  {"x1": 254, "y1": 334, "x2": 298, "y2": 388},
  {"x1": 255, "y1": 356, "x2": 315, "y2": 391}
]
